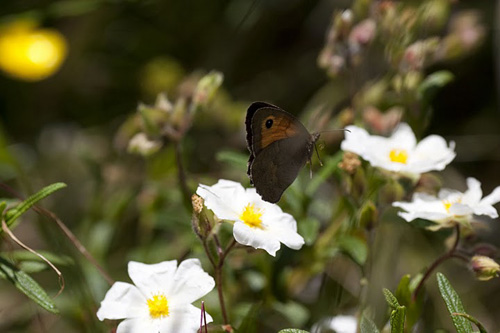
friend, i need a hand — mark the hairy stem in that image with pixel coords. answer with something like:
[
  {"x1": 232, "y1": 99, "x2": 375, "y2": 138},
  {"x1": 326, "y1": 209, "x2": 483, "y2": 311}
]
[{"x1": 412, "y1": 224, "x2": 461, "y2": 302}]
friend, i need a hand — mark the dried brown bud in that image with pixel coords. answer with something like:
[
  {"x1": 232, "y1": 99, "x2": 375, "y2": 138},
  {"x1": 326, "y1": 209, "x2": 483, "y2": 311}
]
[{"x1": 339, "y1": 151, "x2": 361, "y2": 175}]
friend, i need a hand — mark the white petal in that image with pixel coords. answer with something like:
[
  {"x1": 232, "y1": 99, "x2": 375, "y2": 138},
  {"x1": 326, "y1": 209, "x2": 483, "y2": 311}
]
[
  {"x1": 162, "y1": 304, "x2": 213, "y2": 333},
  {"x1": 128, "y1": 261, "x2": 178, "y2": 296},
  {"x1": 168, "y1": 258, "x2": 215, "y2": 304},
  {"x1": 196, "y1": 180, "x2": 245, "y2": 220},
  {"x1": 116, "y1": 318, "x2": 158, "y2": 333},
  {"x1": 411, "y1": 136, "x2": 455, "y2": 172},
  {"x1": 327, "y1": 315, "x2": 357, "y2": 333},
  {"x1": 462, "y1": 178, "x2": 482, "y2": 205},
  {"x1": 473, "y1": 204, "x2": 499, "y2": 218},
  {"x1": 389, "y1": 123, "x2": 417, "y2": 149},
  {"x1": 481, "y1": 186, "x2": 500, "y2": 206},
  {"x1": 96, "y1": 282, "x2": 147, "y2": 321},
  {"x1": 233, "y1": 221, "x2": 281, "y2": 256},
  {"x1": 263, "y1": 213, "x2": 304, "y2": 250},
  {"x1": 448, "y1": 203, "x2": 473, "y2": 216},
  {"x1": 340, "y1": 125, "x2": 370, "y2": 155}
]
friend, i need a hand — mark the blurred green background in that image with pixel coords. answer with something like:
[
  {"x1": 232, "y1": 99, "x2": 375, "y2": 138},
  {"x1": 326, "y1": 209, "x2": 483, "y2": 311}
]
[{"x1": 0, "y1": 0, "x2": 499, "y2": 332}]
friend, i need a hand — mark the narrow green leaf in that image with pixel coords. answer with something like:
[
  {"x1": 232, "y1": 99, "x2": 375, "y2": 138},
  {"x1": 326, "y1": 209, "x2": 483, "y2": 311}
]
[
  {"x1": 418, "y1": 70, "x2": 454, "y2": 102},
  {"x1": 277, "y1": 330, "x2": 309, "y2": 333},
  {"x1": 452, "y1": 313, "x2": 488, "y2": 333},
  {"x1": 360, "y1": 314, "x2": 380, "y2": 333},
  {"x1": 237, "y1": 303, "x2": 260, "y2": 333},
  {"x1": 383, "y1": 288, "x2": 400, "y2": 309},
  {"x1": 436, "y1": 272, "x2": 473, "y2": 333},
  {"x1": 2, "y1": 250, "x2": 74, "y2": 266},
  {"x1": 0, "y1": 256, "x2": 58, "y2": 314},
  {"x1": 4, "y1": 182, "x2": 67, "y2": 228},
  {"x1": 395, "y1": 274, "x2": 411, "y2": 306},
  {"x1": 337, "y1": 235, "x2": 368, "y2": 265},
  {"x1": 216, "y1": 150, "x2": 248, "y2": 170},
  {"x1": 390, "y1": 306, "x2": 406, "y2": 333},
  {"x1": 306, "y1": 154, "x2": 342, "y2": 196}
]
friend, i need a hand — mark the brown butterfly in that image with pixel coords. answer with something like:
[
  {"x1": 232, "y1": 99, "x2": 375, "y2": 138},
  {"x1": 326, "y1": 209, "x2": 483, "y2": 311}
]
[{"x1": 245, "y1": 102, "x2": 320, "y2": 203}]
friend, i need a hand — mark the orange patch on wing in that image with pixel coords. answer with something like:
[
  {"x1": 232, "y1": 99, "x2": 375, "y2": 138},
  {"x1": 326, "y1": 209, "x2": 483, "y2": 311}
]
[{"x1": 259, "y1": 115, "x2": 300, "y2": 149}]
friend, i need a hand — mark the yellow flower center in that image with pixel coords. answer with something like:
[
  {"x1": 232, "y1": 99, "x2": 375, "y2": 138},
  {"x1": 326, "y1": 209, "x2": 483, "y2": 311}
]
[
  {"x1": 389, "y1": 148, "x2": 408, "y2": 164},
  {"x1": 147, "y1": 294, "x2": 169, "y2": 319},
  {"x1": 240, "y1": 203, "x2": 264, "y2": 229},
  {"x1": 443, "y1": 198, "x2": 461, "y2": 213}
]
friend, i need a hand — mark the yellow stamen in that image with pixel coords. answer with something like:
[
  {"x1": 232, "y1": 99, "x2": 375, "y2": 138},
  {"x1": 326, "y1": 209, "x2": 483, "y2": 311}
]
[
  {"x1": 443, "y1": 198, "x2": 461, "y2": 213},
  {"x1": 389, "y1": 148, "x2": 408, "y2": 164},
  {"x1": 147, "y1": 294, "x2": 169, "y2": 319},
  {"x1": 240, "y1": 203, "x2": 264, "y2": 229}
]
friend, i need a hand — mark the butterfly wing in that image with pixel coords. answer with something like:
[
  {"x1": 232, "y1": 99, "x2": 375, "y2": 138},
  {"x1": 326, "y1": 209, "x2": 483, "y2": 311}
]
[{"x1": 245, "y1": 102, "x2": 313, "y2": 203}]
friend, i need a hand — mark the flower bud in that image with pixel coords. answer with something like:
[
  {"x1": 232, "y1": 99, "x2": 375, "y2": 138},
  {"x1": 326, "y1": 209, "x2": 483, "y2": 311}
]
[
  {"x1": 470, "y1": 255, "x2": 500, "y2": 281},
  {"x1": 127, "y1": 133, "x2": 161, "y2": 156},
  {"x1": 191, "y1": 194, "x2": 212, "y2": 240},
  {"x1": 192, "y1": 71, "x2": 224, "y2": 108},
  {"x1": 415, "y1": 173, "x2": 441, "y2": 195},
  {"x1": 379, "y1": 179, "x2": 404, "y2": 205},
  {"x1": 338, "y1": 151, "x2": 361, "y2": 175},
  {"x1": 359, "y1": 200, "x2": 378, "y2": 229}
]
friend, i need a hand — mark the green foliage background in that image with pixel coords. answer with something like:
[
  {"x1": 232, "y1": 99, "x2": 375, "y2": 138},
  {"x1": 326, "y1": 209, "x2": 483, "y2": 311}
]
[{"x1": 0, "y1": 0, "x2": 499, "y2": 332}]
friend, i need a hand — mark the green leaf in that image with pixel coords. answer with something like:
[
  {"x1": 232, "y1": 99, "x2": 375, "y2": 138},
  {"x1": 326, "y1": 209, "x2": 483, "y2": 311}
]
[
  {"x1": 2, "y1": 250, "x2": 74, "y2": 266},
  {"x1": 452, "y1": 313, "x2": 488, "y2": 333},
  {"x1": 383, "y1": 288, "x2": 400, "y2": 309},
  {"x1": 237, "y1": 303, "x2": 261, "y2": 333},
  {"x1": 418, "y1": 70, "x2": 454, "y2": 102},
  {"x1": 306, "y1": 154, "x2": 342, "y2": 196},
  {"x1": 395, "y1": 274, "x2": 411, "y2": 306},
  {"x1": 277, "y1": 330, "x2": 309, "y2": 333},
  {"x1": 0, "y1": 256, "x2": 58, "y2": 314},
  {"x1": 390, "y1": 306, "x2": 406, "y2": 333},
  {"x1": 360, "y1": 314, "x2": 380, "y2": 333},
  {"x1": 436, "y1": 272, "x2": 473, "y2": 333},
  {"x1": 4, "y1": 182, "x2": 67, "y2": 229},
  {"x1": 216, "y1": 150, "x2": 248, "y2": 170},
  {"x1": 337, "y1": 235, "x2": 368, "y2": 265},
  {"x1": 297, "y1": 217, "x2": 320, "y2": 245}
]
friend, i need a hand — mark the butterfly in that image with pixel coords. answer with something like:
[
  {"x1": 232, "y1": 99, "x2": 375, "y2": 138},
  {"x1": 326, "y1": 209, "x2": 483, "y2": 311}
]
[{"x1": 245, "y1": 102, "x2": 320, "y2": 203}]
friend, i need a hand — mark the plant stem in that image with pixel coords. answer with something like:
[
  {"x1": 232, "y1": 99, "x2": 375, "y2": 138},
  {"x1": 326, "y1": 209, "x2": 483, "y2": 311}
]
[
  {"x1": 215, "y1": 239, "x2": 236, "y2": 327},
  {"x1": 412, "y1": 224, "x2": 461, "y2": 302},
  {"x1": 174, "y1": 140, "x2": 190, "y2": 208}
]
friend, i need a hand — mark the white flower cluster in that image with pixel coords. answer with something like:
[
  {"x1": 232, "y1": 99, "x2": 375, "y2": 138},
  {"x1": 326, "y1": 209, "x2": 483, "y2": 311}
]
[{"x1": 341, "y1": 123, "x2": 500, "y2": 229}]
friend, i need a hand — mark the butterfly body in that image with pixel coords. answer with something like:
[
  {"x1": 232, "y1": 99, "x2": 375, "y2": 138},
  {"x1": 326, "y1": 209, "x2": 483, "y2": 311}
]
[{"x1": 245, "y1": 102, "x2": 319, "y2": 203}]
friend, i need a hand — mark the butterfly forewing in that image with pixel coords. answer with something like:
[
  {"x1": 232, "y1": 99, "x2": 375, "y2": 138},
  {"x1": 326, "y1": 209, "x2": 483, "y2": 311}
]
[{"x1": 245, "y1": 102, "x2": 315, "y2": 203}]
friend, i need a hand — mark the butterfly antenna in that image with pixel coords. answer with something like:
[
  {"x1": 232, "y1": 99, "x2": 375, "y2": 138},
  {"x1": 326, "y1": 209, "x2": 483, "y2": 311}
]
[{"x1": 317, "y1": 128, "x2": 351, "y2": 135}]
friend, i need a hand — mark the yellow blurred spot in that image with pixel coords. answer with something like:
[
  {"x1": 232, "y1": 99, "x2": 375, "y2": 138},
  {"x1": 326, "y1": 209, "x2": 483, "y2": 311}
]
[{"x1": 0, "y1": 20, "x2": 67, "y2": 81}]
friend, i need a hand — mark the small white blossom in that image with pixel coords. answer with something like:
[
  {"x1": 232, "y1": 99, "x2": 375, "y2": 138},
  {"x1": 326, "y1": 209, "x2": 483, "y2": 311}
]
[
  {"x1": 393, "y1": 177, "x2": 500, "y2": 228},
  {"x1": 97, "y1": 259, "x2": 214, "y2": 333},
  {"x1": 341, "y1": 123, "x2": 455, "y2": 176},
  {"x1": 312, "y1": 315, "x2": 357, "y2": 333},
  {"x1": 196, "y1": 179, "x2": 304, "y2": 256}
]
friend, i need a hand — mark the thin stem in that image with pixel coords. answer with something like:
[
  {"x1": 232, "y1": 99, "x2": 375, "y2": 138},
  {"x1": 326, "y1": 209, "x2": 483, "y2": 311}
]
[
  {"x1": 412, "y1": 224, "x2": 461, "y2": 302},
  {"x1": 174, "y1": 140, "x2": 190, "y2": 208},
  {"x1": 215, "y1": 238, "x2": 236, "y2": 327}
]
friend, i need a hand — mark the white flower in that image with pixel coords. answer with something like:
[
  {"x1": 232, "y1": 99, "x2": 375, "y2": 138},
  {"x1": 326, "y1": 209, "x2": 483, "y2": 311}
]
[
  {"x1": 196, "y1": 179, "x2": 304, "y2": 256},
  {"x1": 393, "y1": 177, "x2": 500, "y2": 228},
  {"x1": 340, "y1": 123, "x2": 455, "y2": 175},
  {"x1": 311, "y1": 315, "x2": 357, "y2": 333},
  {"x1": 97, "y1": 259, "x2": 215, "y2": 333}
]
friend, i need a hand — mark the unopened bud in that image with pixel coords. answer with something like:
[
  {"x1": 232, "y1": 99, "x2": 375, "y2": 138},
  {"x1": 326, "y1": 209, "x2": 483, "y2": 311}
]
[
  {"x1": 191, "y1": 194, "x2": 212, "y2": 240},
  {"x1": 338, "y1": 151, "x2": 361, "y2": 175},
  {"x1": 379, "y1": 179, "x2": 404, "y2": 205},
  {"x1": 471, "y1": 255, "x2": 500, "y2": 281},
  {"x1": 359, "y1": 200, "x2": 378, "y2": 229},
  {"x1": 127, "y1": 133, "x2": 161, "y2": 156},
  {"x1": 192, "y1": 71, "x2": 224, "y2": 108}
]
